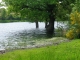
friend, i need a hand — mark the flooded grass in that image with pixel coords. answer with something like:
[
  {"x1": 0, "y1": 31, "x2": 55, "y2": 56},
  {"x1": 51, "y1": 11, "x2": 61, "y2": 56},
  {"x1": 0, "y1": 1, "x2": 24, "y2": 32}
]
[
  {"x1": 5, "y1": 37, "x2": 69, "y2": 50},
  {"x1": 0, "y1": 39, "x2": 80, "y2": 60}
]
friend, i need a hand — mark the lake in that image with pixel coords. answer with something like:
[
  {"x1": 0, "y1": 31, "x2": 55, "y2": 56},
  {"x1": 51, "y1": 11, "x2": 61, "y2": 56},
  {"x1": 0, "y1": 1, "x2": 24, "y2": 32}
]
[{"x1": 0, "y1": 22, "x2": 67, "y2": 50}]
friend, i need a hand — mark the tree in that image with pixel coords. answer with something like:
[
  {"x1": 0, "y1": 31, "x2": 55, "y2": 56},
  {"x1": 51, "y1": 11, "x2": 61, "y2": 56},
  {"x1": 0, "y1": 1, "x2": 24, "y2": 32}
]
[
  {"x1": 0, "y1": 8, "x2": 6, "y2": 20},
  {"x1": 3, "y1": 0, "x2": 75, "y2": 37}
]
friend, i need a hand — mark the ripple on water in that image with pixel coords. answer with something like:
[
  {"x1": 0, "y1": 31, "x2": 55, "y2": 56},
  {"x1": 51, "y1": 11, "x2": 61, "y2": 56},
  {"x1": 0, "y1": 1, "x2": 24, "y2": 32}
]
[{"x1": 0, "y1": 22, "x2": 46, "y2": 50}]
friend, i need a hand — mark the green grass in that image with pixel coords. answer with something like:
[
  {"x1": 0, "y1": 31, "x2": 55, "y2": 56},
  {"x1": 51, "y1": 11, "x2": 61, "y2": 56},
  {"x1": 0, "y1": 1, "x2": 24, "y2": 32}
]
[{"x1": 0, "y1": 39, "x2": 80, "y2": 60}]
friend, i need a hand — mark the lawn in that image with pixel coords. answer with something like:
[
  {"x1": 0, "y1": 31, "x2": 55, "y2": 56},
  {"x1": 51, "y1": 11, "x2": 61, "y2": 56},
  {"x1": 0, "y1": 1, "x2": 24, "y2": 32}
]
[{"x1": 0, "y1": 39, "x2": 80, "y2": 60}]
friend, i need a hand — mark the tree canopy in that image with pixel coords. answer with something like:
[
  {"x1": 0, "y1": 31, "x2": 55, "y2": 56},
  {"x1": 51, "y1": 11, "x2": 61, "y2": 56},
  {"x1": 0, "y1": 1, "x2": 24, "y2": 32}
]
[{"x1": 3, "y1": 0, "x2": 75, "y2": 21}]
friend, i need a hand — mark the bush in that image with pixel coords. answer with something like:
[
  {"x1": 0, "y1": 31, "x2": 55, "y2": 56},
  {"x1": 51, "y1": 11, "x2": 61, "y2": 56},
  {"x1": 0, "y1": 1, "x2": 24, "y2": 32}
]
[
  {"x1": 66, "y1": 30, "x2": 74, "y2": 39},
  {"x1": 66, "y1": 11, "x2": 80, "y2": 39}
]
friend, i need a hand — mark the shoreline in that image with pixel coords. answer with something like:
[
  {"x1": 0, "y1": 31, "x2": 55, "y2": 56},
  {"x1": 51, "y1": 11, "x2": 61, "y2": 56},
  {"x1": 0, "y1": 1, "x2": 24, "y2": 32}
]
[{"x1": 0, "y1": 37, "x2": 70, "y2": 54}]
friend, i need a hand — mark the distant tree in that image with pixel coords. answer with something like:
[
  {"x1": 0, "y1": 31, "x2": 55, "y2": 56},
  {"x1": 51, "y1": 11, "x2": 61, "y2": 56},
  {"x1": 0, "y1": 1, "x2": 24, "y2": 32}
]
[{"x1": 0, "y1": 8, "x2": 6, "y2": 20}]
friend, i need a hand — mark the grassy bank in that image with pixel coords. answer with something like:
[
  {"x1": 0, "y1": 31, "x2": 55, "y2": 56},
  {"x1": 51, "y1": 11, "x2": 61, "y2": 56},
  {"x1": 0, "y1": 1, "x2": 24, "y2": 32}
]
[{"x1": 0, "y1": 39, "x2": 80, "y2": 60}]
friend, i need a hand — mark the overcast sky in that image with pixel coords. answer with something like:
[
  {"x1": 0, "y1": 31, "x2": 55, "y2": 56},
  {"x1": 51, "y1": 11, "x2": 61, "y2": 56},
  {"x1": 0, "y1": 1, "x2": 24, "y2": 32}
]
[
  {"x1": 0, "y1": 0, "x2": 7, "y2": 9},
  {"x1": 0, "y1": 0, "x2": 2, "y2": 2}
]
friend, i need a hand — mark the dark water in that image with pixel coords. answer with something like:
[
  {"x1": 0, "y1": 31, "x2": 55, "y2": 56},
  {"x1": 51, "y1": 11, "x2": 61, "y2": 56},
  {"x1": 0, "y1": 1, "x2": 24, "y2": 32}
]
[{"x1": 0, "y1": 22, "x2": 67, "y2": 50}]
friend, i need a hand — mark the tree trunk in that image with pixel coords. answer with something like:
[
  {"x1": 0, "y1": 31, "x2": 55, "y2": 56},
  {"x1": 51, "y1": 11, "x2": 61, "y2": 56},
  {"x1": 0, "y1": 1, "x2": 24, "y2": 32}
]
[
  {"x1": 35, "y1": 20, "x2": 39, "y2": 28},
  {"x1": 46, "y1": 15, "x2": 55, "y2": 37},
  {"x1": 45, "y1": 19, "x2": 49, "y2": 28},
  {"x1": 46, "y1": 4, "x2": 56, "y2": 37}
]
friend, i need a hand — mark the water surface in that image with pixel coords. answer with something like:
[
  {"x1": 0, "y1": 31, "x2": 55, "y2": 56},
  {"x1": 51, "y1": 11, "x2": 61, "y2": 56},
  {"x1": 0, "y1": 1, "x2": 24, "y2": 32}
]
[
  {"x1": 0, "y1": 22, "x2": 47, "y2": 50},
  {"x1": 0, "y1": 22, "x2": 67, "y2": 50}
]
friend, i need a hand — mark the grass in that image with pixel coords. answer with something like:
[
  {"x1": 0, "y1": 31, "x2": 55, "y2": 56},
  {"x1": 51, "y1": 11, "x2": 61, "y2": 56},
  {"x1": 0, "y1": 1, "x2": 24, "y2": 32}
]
[{"x1": 0, "y1": 39, "x2": 80, "y2": 60}]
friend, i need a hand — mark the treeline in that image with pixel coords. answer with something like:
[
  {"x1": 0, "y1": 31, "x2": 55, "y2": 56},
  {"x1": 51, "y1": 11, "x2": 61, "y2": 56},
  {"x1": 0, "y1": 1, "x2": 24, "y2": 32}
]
[{"x1": 0, "y1": 8, "x2": 27, "y2": 22}]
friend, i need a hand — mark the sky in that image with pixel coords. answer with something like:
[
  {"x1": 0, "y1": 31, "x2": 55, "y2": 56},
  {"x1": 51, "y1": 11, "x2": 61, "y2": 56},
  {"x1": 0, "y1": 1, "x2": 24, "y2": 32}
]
[
  {"x1": 0, "y1": 0, "x2": 2, "y2": 2},
  {"x1": 0, "y1": 0, "x2": 7, "y2": 9}
]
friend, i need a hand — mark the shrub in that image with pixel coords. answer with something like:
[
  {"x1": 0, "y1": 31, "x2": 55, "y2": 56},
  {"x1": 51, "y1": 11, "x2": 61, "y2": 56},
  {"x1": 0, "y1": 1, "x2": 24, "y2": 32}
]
[
  {"x1": 66, "y1": 30, "x2": 74, "y2": 39},
  {"x1": 66, "y1": 11, "x2": 80, "y2": 39}
]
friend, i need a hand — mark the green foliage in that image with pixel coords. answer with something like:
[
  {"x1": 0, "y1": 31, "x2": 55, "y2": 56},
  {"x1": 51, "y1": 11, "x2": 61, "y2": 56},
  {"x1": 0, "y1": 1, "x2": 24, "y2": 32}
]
[
  {"x1": 3, "y1": 0, "x2": 49, "y2": 21},
  {"x1": 0, "y1": 39, "x2": 80, "y2": 60},
  {"x1": 56, "y1": 0, "x2": 75, "y2": 21},
  {"x1": 66, "y1": 11, "x2": 80, "y2": 39},
  {"x1": 0, "y1": 8, "x2": 6, "y2": 20},
  {"x1": 66, "y1": 0, "x2": 80, "y2": 39},
  {"x1": 3, "y1": 0, "x2": 75, "y2": 22}
]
